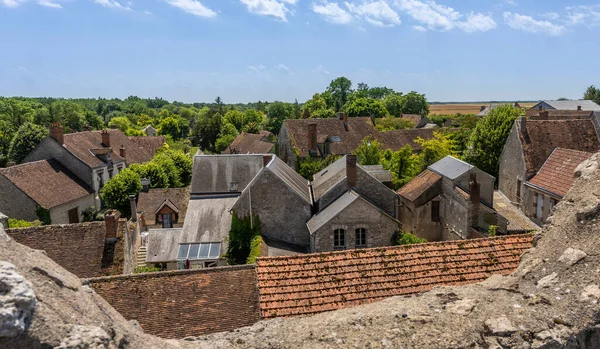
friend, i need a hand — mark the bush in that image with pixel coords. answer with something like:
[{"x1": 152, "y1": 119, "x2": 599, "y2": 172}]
[
  {"x1": 392, "y1": 230, "x2": 427, "y2": 245},
  {"x1": 246, "y1": 234, "x2": 264, "y2": 264},
  {"x1": 226, "y1": 214, "x2": 261, "y2": 265},
  {"x1": 297, "y1": 154, "x2": 339, "y2": 180},
  {"x1": 8, "y1": 218, "x2": 42, "y2": 228},
  {"x1": 134, "y1": 266, "x2": 161, "y2": 274},
  {"x1": 100, "y1": 167, "x2": 142, "y2": 217},
  {"x1": 82, "y1": 207, "x2": 106, "y2": 222}
]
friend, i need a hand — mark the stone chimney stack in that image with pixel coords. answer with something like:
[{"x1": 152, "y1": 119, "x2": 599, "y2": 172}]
[
  {"x1": 577, "y1": 105, "x2": 582, "y2": 111},
  {"x1": 343, "y1": 112, "x2": 349, "y2": 131},
  {"x1": 538, "y1": 110, "x2": 549, "y2": 120},
  {"x1": 480, "y1": 106, "x2": 486, "y2": 112},
  {"x1": 129, "y1": 195, "x2": 137, "y2": 222},
  {"x1": 346, "y1": 154, "x2": 357, "y2": 190},
  {"x1": 119, "y1": 145, "x2": 126, "y2": 159},
  {"x1": 50, "y1": 123, "x2": 64, "y2": 145},
  {"x1": 538, "y1": 105, "x2": 543, "y2": 111},
  {"x1": 104, "y1": 210, "x2": 121, "y2": 240},
  {"x1": 140, "y1": 178, "x2": 151, "y2": 193},
  {"x1": 102, "y1": 129, "x2": 111, "y2": 148},
  {"x1": 469, "y1": 173, "x2": 481, "y2": 229},
  {"x1": 308, "y1": 123, "x2": 317, "y2": 156}
]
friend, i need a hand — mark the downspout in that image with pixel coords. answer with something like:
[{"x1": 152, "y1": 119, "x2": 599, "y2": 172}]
[{"x1": 249, "y1": 186, "x2": 253, "y2": 229}]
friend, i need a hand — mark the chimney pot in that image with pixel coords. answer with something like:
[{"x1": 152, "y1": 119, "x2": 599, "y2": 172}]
[
  {"x1": 119, "y1": 145, "x2": 126, "y2": 158},
  {"x1": 577, "y1": 105, "x2": 582, "y2": 111},
  {"x1": 102, "y1": 130, "x2": 111, "y2": 148},
  {"x1": 308, "y1": 123, "x2": 317, "y2": 156},
  {"x1": 49, "y1": 123, "x2": 64, "y2": 145},
  {"x1": 140, "y1": 178, "x2": 151, "y2": 192},
  {"x1": 346, "y1": 154, "x2": 357, "y2": 189},
  {"x1": 104, "y1": 210, "x2": 121, "y2": 239}
]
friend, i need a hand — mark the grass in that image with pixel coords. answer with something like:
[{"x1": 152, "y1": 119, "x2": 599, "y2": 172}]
[{"x1": 429, "y1": 102, "x2": 536, "y2": 115}]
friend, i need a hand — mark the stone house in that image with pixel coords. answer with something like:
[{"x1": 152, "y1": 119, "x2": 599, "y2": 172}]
[
  {"x1": 137, "y1": 187, "x2": 190, "y2": 229},
  {"x1": 0, "y1": 159, "x2": 95, "y2": 224},
  {"x1": 142, "y1": 124, "x2": 157, "y2": 137},
  {"x1": 398, "y1": 156, "x2": 506, "y2": 241},
  {"x1": 498, "y1": 117, "x2": 600, "y2": 215},
  {"x1": 400, "y1": 114, "x2": 431, "y2": 128},
  {"x1": 531, "y1": 100, "x2": 600, "y2": 111},
  {"x1": 224, "y1": 130, "x2": 275, "y2": 154},
  {"x1": 523, "y1": 148, "x2": 593, "y2": 225},
  {"x1": 24, "y1": 125, "x2": 159, "y2": 210}
]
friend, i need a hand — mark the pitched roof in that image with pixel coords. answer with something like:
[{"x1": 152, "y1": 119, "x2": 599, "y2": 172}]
[
  {"x1": 87, "y1": 265, "x2": 260, "y2": 339},
  {"x1": 536, "y1": 100, "x2": 600, "y2": 111},
  {"x1": 190, "y1": 154, "x2": 265, "y2": 194},
  {"x1": 397, "y1": 169, "x2": 442, "y2": 202},
  {"x1": 362, "y1": 165, "x2": 393, "y2": 183},
  {"x1": 5, "y1": 222, "x2": 110, "y2": 278},
  {"x1": 224, "y1": 131, "x2": 274, "y2": 154},
  {"x1": 527, "y1": 148, "x2": 593, "y2": 197},
  {"x1": 0, "y1": 159, "x2": 93, "y2": 209},
  {"x1": 521, "y1": 119, "x2": 600, "y2": 175},
  {"x1": 376, "y1": 128, "x2": 436, "y2": 152},
  {"x1": 127, "y1": 136, "x2": 165, "y2": 157},
  {"x1": 525, "y1": 109, "x2": 593, "y2": 120},
  {"x1": 137, "y1": 187, "x2": 190, "y2": 225},
  {"x1": 61, "y1": 129, "x2": 154, "y2": 167},
  {"x1": 311, "y1": 156, "x2": 348, "y2": 200},
  {"x1": 146, "y1": 196, "x2": 237, "y2": 263},
  {"x1": 399, "y1": 114, "x2": 422, "y2": 126},
  {"x1": 428, "y1": 155, "x2": 476, "y2": 180},
  {"x1": 256, "y1": 234, "x2": 534, "y2": 319},
  {"x1": 264, "y1": 156, "x2": 311, "y2": 204},
  {"x1": 493, "y1": 191, "x2": 540, "y2": 232}
]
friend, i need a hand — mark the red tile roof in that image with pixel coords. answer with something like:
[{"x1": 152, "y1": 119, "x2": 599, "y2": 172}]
[
  {"x1": 0, "y1": 159, "x2": 93, "y2": 209},
  {"x1": 528, "y1": 148, "x2": 593, "y2": 197},
  {"x1": 127, "y1": 136, "x2": 165, "y2": 157},
  {"x1": 525, "y1": 109, "x2": 593, "y2": 120},
  {"x1": 224, "y1": 131, "x2": 275, "y2": 154},
  {"x1": 256, "y1": 234, "x2": 533, "y2": 319},
  {"x1": 397, "y1": 169, "x2": 442, "y2": 202}
]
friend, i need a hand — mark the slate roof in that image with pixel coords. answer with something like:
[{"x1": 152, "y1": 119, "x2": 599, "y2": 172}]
[
  {"x1": 87, "y1": 265, "x2": 261, "y2": 338},
  {"x1": 493, "y1": 191, "x2": 540, "y2": 232},
  {"x1": 146, "y1": 196, "x2": 237, "y2": 263},
  {"x1": 311, "y1": 156, "x2": 347, "y2": 200},
  {"x1": 0, "y1": 159, "x2": 94, "y2": 209},
  {"x1": 61, "y1": 129, "x2": 154, "y2": 168},
  {"x1": 362, "y1": 165, "x2": 393, "y2": 183},
  {"x1": 190, "y1": 154, "x2": 265, "y2": 194},
  {"x1": 525, "y1": 109, "x2": 593, "y2": 120},
  {"x1": 535, "y1": 100, "x2": 600, "y2": 111},
  {"x1": 521, "y1": 119, "x2": 600, "y2": 175},
  {"x1": 137, "y1": 187, "x2": 190, "y2": 225},
  {"x1": 224, "y1": 131, "x2": 275, "y2": 154},
  {"x1": 127, "y1": 136, "x2": 165, "y2": 157},
  {"x1": 256, "y1": 234, "x2": 534, "y2": 318},
  {"x1": 397, "y1": 169, "x2": 442, "y2": 202},
  {"x1": 428, "y1": 155, "x2": 475, "y2": 180},
  {"x1": 527, "y1": 148, "x2": 593, "y2": 197},
  {"x1": 263, "y1": 155, "x2": 311, "y2": 204}
]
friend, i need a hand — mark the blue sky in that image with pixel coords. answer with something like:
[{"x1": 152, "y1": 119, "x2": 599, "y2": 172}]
[{"x1": 1, "y1": 0, "x2": 599, "y2": 103}]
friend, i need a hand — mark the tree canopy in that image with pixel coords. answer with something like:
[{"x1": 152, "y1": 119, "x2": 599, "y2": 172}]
[{"x1": 584, "y1": 85, "x2": 600, "y2": 105}]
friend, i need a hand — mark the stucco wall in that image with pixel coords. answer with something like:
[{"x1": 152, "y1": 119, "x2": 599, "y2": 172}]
[
  {"x1": 233, "y1": 168, "x2": 312, "y2": 247},
  {"x1": 277, "y1": 124, "x2": 298, "y2": 170},
  {"x1": 0, "y1": 175, "x2": 39, "y2": 222},
  {"x1": 49, "y1": 194, "x2": 96, "y2": 224},
  {"x1": 312, "y1": 199, "x2": 399, "y2": 253},
  {"x1": 498, "y1": 121, "x2": 526, "y2": 205},
  {"x1": 398, "y1": 197, "x2": 442, "y2": 242},
  {"x1": 440, "y1": 178, "x2": 471, "y2": 240}
]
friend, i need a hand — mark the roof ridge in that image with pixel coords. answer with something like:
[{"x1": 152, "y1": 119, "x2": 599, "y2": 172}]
[{"x1": 83, "y1": 264, "x2": 256, "y2": 283}]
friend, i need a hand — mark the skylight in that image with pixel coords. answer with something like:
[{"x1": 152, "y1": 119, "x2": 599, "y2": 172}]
[
  {"x1": 177, "y1": 243, "x2": 221, "y2": 260},
  {"x1": 330, "y1": 136, "x2": 341, "y2": 142}
]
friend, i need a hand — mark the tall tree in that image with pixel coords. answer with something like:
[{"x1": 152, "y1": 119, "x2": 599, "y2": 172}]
[
  {"x1": 7, "y1": 122, "x2": 48, "y2": 163},
  {"x1": 49, "y1": 100, "x2": 86, "y2": 132},
  {"x1": 265, "y1": 102, "x2": 292, "y2": 134},
  {"x1": 345, "y1": 98, "x2": 389, "y2": 118},
  {"x1": 400, "y1": 91, "x2": 429, "y2": 115},
  {"x1": 383, "y1": 93, "x2": 404, "y2": 117},
  {"x1": 584, "y1": 85, "x2": 600, "y2": 105},
  {"x1": 326, "y1": 77, "x2": 352, "y2": 111}
]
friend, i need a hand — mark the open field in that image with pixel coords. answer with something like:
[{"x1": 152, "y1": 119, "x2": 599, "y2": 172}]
[{"x1": 429, "y1": 102, "x2": 536, "y2": 115}]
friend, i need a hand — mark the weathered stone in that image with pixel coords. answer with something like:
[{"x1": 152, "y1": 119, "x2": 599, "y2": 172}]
[
  {"x1": 485, "y1": 316, "x2": 518, "y2": 336},
  {"x1": 537, "y1": 273, "x2": 558, "y2": 288},
  {"x1": 447, "y1": 299, "x2": 477, "y2": 316},
  {"x1": 0, "y1": 261, "x2": 37, "y2": 338},
  {"x1": 558, "y1": 248, "x2": 587, "y2": 266},
  {"x1": 580, "y1": 285, "x2": 600, "y2": 302},
  {"x1": 56, "y1": 325, "x2": 111, "y2": 349},
  {"x1": 33, "y1": 266, "x2": 79, "y2": 291},
  {"x1": 577, "y1": 203, "x2": 600, "y2": 223}
]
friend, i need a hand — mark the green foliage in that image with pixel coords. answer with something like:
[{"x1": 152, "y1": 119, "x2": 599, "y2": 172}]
[
  {"x1": 158, "y1": 116, "x2": 182, "y2": 140},
  {"x1": 428, "y1": 115, "x2": 448, "y2": 127},
  {"x1": 266, "y1": 102, "x2": 293, "y2": 134},
  {"x1": 215, "y1": 122, "x2": 239, "y2": 153},
  {"x1": 354, "y1": 136, "x2": 382, "y2": 165},
  {"x1": 82, "y1": 207, "x2": 106, "y2": 222},
  {"x1": 584, "y1": 85, "x2": 600, "y2": 105},
  {"x1": 7, "y1": 122, "x2": 47, "y2": 163},
  {"x1": 464, "y1": 105, "x2": 522, "y2": 179},
  {"x1": 345, "y1": 97, "x2": 389, "y2": 118},
  {"x1": 107, "y1": 116, "x2": 131, "y2": 132},
  {"x1": 134, "y1": 266, "x2": 161, "y2": 274},
  {"x1": 383, "y1": 93, "x2": 404, "y2": 117},
  {"x1": 161, "y1": 150, "x2": 193, "y2": 185},
  {"x1": 400, "y1": 91, "x2": 429, "y2": 115},
  {"x1": 393, "y1": 230, "x2": 428, "y2": 245},
  {"x1": 246, "y1": 234, "x2": 264, "y2": 264},
  {"x1": 227, "y1": 214, "x2": 262, "y2": 265},
  {"x1": 488, "y1": 225, "x2": 498, "y2": 237},
  {"x1": 191, "y1": 111, "x2": 222, "y2": 153},
  {"x1": 380, "y1": 146, "x2": 423, "y2": 189},
  {"x1": 223, "y1": 109, "x2": 246, "y2": 132},
  {"x1": 100, "y1": 167, "x2": 142, "y2": 217},
  {"x1": 297, "y1": 154, "x2": 340, "y2": 180},
  {"x1": 8, "y1": 218, "x2": 42, "y2": 228},
  {"x1": 444, "y1": 113, "x2": 480, "y2": 155},
  {"x1": 414, "y1": 131, "x2": 457, "y2": 167},
  {"x1": 375, "y1": 117, "x2": 413, "y2": 131},
  {"x1": 50, "y1": 100, "x2": 86, "y2": 132},
  {"x1": 326, "y1": 77, "x2": 353, "y2": 111},
  {"x1": 35, "y1": 206, "x2": 51, "y2": 225}
]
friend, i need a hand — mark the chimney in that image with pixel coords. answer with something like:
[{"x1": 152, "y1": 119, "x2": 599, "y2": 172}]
[
  {"x1": 346, "y1": 154, "x2": 357, "y2": 190},
  {"x1": 101, "y1": 129, "x2": 111, "y2": 148},
  {"x1": 577, "y1": 105, "x2": 582, "y2": 111},
  {"x1": 538, "y1": 105, "x2": 543, "y2": 111},
  {"x1": 480, "y1": 106, "x2": 486, "y2": 112},
  {"x1": 308, "y1": 123, "x2": 317, "y2": 156},
  {"x1": 129, "y1": 195, "x2": 137, "y2": 221},
  {"x1": 343, "y1": 112, "x2": 349, "y2": 131},
  {"x1": 469, "y1": 173, "x2": 481, "y2": 229},
  {"x1": 49, "y1": 123, "x2": 64, "y2": 145},
  {"x1": 337, "y1": 112, "x2": 344, "y2": 120},
  {"x1": 104, "y1": 210, "x2": 121, "y2": 240},
  {"x1": 263, "y1": 155, "x2": 272, "y2": 167},
  {"x1": 519, "y1": 116, "x2": 530, "y2": 144},
  {"x1": 119, "y1": 145, "x2": 126, "y2": 159},
  {"x1": 538, "y1": 110, "x2": 549, "y2": 120}
]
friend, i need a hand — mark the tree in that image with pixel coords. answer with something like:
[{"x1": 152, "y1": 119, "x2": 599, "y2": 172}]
[
  {"x1": 415, "y1": 131, "x2": 457, "y2": 167},
  {"x1": 354, "y1": 136, "x2": 382, "y2": 165},
  {"x1": 345, "y1": 97, "x2": 389, "y2": 118},
  {"x1": 383, "y1": 93, "x2": 404, "y2": 117},
  {"x1": 223, "y1": 110, "x2": 245, "y2": 132},
  {"x1": 465, "y1": 105, "x2": 522, "y2": 179},
  {"x1": 375, "y1": 117, "x2": 413, "y2": 131},
  {"x1": 400, "y1": 91, "x2": 429, "y2": 115},
  {"x1": 161, "y1": 150, "x2": 193, "y2": 185},
  {"x1": 296, "y1": 154, "x2": 339, "y2": 180},
  {"x1": 7, "y1": 122, "x2": 47, "y2": 163},
  {"x1": 393, "y1": 230, "x2": 427, "y2": 245},
  {"x1": 302, "y1": 93, "x2": 335, "y2": 119},
  {"x1": 380, "y1": 146, "x2": 422, "y2": 189},
  {"x1": 326, "y1": 77, "x2": 352, "y2": 111},
  {"x1": 100, "y1": 168, "x2": 142, "y2": 217},
  {"x1": 107, "y1": 116, "x2": 131, "y2": 133},
  {"x1": 158, "y1": 117, "x2": 182, "y2": 140},
  {"x1": 191, "y1": 112, "x2": 222, "y2": 152},
  {"x1": 215, "y1": 122, "x2": 239, "y2": 152},
  {"x1": 49, "y1": 100, "x2": 85, "y2": 132},
  {"x1": 266, "y1": 102, "x2": 292, "y2": 134},
  {"x1": 584, "y1": 85, "x2": 600, "y2": 105}
]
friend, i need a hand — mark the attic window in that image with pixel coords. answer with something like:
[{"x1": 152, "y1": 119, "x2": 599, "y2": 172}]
[
  {"x1": 230, "y1": 181, "x2": 239, "y2": 192},
  {"x1": 330, "y1": 136, "x2": 341, "y2": 142},
  {"x1": 177, "y1": 243, "x2": 221, "y2": 260}
]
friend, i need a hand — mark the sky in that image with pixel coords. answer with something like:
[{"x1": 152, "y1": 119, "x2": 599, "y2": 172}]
[{"x1": 1, "y1": 0, "x2": 599, "y2": 103}]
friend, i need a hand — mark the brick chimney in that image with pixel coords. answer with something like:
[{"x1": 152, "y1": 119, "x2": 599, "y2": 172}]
[
  {"x1": 119, "y1": 145, "x2": 126, "y2": 158},
  {"x1": 104, "y1": 210, "x2": 121, "y2": 240},
  {"x1": 50, "y1": 123, "x2": 64, "y2": 145},
  {"x1": 469, "y1": 173, "x2": 481, "y2": 229},
  {"x1": 577, "y1": 105, "x2": 582, "y2": 111},
  {"x1": 538, "y1": 110, "x2": 549, "y2": 120},
  {"x1": 346, "y1": 154, "x2": 357, "y2": 190},
  {"x1": 101, "y1": 129, "x2": 111, "y2": 148},
  {"x1": 538, "y1": 105, "x2": 543, "y2": 111},
  {"x1": 308, "y1": 123, "x2": 317, "y2": 156},
  {"x1": 343, "y1": 112, "x2": 349, "y2": 131},
  {"x1": 480, "y1": 106, "x2": 486, "y2": 112},
  {"x1": 129, "y1": 195, "x2": 137, "y2": 222},
  {"x1": 263, "y1": 155, "x2": 272, "y2": 167}
]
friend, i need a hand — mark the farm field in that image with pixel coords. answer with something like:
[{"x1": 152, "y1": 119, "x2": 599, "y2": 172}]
[{"x1": 429, "y1": 102, "x2": 536, "y2": 115}]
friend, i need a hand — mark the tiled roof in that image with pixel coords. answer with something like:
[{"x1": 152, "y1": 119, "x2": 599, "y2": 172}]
[
  {"x1": 397, "y1": 169, "x2": 442, "y2": 202},
  {"x1": 536, "y1": 100, "x2": 600, "y2": 111},
  {"x1": 527, "y1": 148, "x2": 593, "y2": 197},
  {"x1": 87, "y1": 265, "x2": 261, "y2": 339},
  {"x1": 493, "y1": 191, "x2": 540, "y2": 232},
  {"x1": 62, "y1": 129, "x2": 154, "y2": 167},
  {"x1": 256, "y1": 234, "x2": 533, "y2": 319},
  {"x1": 0, "y1": 159, "x2": 93, "y2": 209},
  {"x1": 521, "y1": 119, "x2": 600, "y2": 175},
  {"x1": 525, "y1": 109, "x2": 592, "y2": 120},
  {"x1": 376, "y1": 128, "x2": 436, "y2": 152},
  {"x1": 399, "y1": 114, "x2": 421, "y2": 126},
  {"x1": 190, "y1": 154, "x2": 265, "y2": 194},
  {"x1": 127, "y1": 136, "x2": 165, "y2": 157},
  {"x1": 137, "y1": 187, "x2": 190, "y2": 225},
  {"x1": 224, "y1": 131, "x2": 275, "y2": 154}
]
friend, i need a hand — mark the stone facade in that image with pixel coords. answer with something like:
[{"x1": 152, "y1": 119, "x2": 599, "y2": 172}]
[
  {"x1": 399, "y1": 195, "x2": 443, "y2": 241},
  {"x1": 0, "y1": 175, "x2": 39, "y2": 222},
  {"x1": 49, "y1": 194, "x2": 96, "y2": 225},
  {"x1": 277, "y1": 124, "x2": 297, "y2": 170},
  {"x1": 498, "y1": 122, "x2": 527, "y2": 205}
]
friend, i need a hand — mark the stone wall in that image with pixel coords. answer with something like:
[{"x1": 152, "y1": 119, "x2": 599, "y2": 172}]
[
  {"x1": 277, "y1": 124, "x2": 298, "y2": 169},
  {"x1": 498, "y1": 121, "x2": 527, "y2": 205},
  {"x1": 455, "y1": 167, "x2": 495, "y2": 207},
  {"x1": 399, "y1": 197, "x2": 443, "y2": 242},
  {"x1": 0, "y1": 175, "x2": 39, "y2": 222},
  {"x1": 440, "y1": 178, "x2": 471, "y2": 240},
  {"x1": 49, "y1": 194, "x2": 96, "y2": 224}
]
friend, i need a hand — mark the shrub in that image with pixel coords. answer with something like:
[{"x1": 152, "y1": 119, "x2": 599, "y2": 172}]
[
  {"x1": 134, "y1": 266, "x2": 161, "y2": 274},
  {"x1": 392, "y1": 230, "x2": 427, "y2": 245},
  {"x1": 246, "y1": 234, "x2": 264, "y2": 264},
  {"x1": 226, "y1": 214, "x2": 261, "y2": 265},
  {"x1": 8, "y1": 218, "x2": 42, "y2": 228}
]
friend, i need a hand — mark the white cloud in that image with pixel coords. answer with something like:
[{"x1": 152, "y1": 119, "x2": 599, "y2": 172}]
[
  {"x1": 544, "y1": 12, "x2": 560, "y2": 20},
  {"x1": 248, "y1": 64, "x2": 266, "y2": 73},
  {"x1": 239, "y1": 0, "x2": 297, "y2": 21},
  {"x1": 313, "y1": 65, "x2": 331, "y2": 75},
  {"x1": 275, "y1": 63, "x2": 292, "y2": 74},
  {"x1": 393, "y1": 0, "x2": 495, "y2": 32},
  {"x1": 412, "y1": 25, "x2": 426, "y2": 31},
  {"x1": 565, "y1": 5, "x2": 600, "y2": 26},
  {"x1": 1, "y1": 0, "x2": 64, "y2": 8},
  {"x1": 312, "y1": 1, "x2": 353, "y2": 24},
  {"x1": 1, "y1": 0, "x2": 24, "y2": 7},
  {"x1": 503, "y1": 0, "x2": 516, "y2": 6},
  {"x1": 345, "y1": 1, "x2": 401, "y2": 27},
  {"x1": 503, "y1": 12, "x2": 565, "y2": 35},
  {"x1": 456, "y1": 12, "x2": 497, "y2": 33},
  {"x1": 94, "y1": 0, "x2": 132, "y2": 10},
  {"x1": 37, "y1": 0, "x2": 61, "y2": 8},
  {"x1": 164, "y1": 0, "x2": 217, "y2": 17}
]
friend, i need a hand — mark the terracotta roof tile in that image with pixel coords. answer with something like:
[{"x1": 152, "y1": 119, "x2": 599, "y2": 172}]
[
  {"x1": 525, "y1": 109, "x2": 592, "y2": 120},
  {"x1": 137, "y1": 187, "x2": 190, "y2": 225},
  {"x1": 527, "y1": 148, "x2": 593, "y2": 197},
  {"x1": 397, "y1": 170, "x2": 442, "y2": 202},
  {"x1": 127, "y1": 136, "x2": 165, "y2": 157},
  {"x1": 0, "y1": 159, "x2": 93, "y2": 209},
  {"x1": 224, "y1": 131, "x2": 275, "y2": 154},
  {"x1": 256, "y1": 234, "x2": 533, "y2": 319}
]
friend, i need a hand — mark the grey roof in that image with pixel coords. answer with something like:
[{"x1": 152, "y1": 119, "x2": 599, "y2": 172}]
[
  {"x1": 265, "y1": 156, "x2": 311, "y2": 203},
  {"x1": 191, "y1": 154, "x2": 265, "y2": 194},
  {"x1": 307, "y1": 191, "x2": 360, "y2": 233},
  {"x1": 428, "y1": 156, "x2": 475, "y2": 180},
  {"x1": 536, "y1": 100, "x2": 600, "y2": 111},
  {"x1": 145, "y1": 196, "x2": 237, "y2": 263},
  {"x1": 362, "y1": 165, "x2": 393, "y2": 183},
  {"x1": 311, "y1": 156, "x2": 347, "y2": 201},
  {"x1": 422, "y1": 123, "x2": 439, "y2": 129}
]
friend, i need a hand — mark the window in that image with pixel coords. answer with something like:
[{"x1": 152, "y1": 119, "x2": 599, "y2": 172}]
[
  {"x1": 333, "y1": 229, "x2": 345, "y2": 249},
  {"x1": 162, "y1": 214, "x2": 172, "y2": 228},
  {"x1": 330, "y1": 136, "x2": 341, "y2": 142},
  {"x1": 431, "y1": 201, "x2": 440, "y2": 223},
  {"x1": 177, "y1": 243, "x2": 222, "y2": 261},
  {"x1": 230, "y1": 182, "x2": 239, "y2": 192},
  {"x1": 355, "y1": 228, "x2": 366, "y2": 247},
  {"x1": 68, "y1": 208, "x2": 79, "y2": 224}
]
